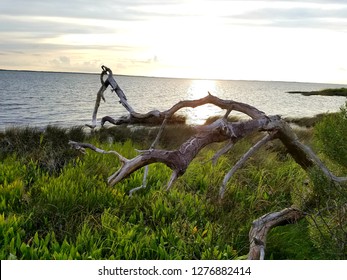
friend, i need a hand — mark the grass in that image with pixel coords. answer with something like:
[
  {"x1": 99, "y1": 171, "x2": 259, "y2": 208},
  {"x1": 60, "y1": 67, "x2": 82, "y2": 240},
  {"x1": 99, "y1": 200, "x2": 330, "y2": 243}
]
[{"x1": 1, "y1": 110, "x2": 346, "y2": 259}]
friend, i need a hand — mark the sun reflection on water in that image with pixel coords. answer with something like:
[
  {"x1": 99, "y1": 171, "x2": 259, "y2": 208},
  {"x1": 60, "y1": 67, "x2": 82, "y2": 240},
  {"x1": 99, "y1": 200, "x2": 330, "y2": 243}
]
[{"x1": 184, "y1": 79, "x2": 223, "y2": 125}]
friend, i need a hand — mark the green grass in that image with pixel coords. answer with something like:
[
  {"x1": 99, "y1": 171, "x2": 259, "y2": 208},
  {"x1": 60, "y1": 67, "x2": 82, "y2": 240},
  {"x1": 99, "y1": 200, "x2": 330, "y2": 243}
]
[{"x1": 1, "y1": 108, "x2": 346, "y2": 259}]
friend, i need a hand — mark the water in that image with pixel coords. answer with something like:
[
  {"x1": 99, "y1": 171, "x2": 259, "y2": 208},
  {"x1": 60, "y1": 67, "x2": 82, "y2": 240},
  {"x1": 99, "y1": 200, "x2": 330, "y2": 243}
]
[{"x1": 0, "y1": 70, "x2": 346, "y2": 131}]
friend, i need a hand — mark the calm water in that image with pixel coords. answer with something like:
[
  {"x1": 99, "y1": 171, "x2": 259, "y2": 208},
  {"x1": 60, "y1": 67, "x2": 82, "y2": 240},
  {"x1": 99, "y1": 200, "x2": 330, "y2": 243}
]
[{"x1": 0, "y1": 70, "x2": 346, "y2": 131}]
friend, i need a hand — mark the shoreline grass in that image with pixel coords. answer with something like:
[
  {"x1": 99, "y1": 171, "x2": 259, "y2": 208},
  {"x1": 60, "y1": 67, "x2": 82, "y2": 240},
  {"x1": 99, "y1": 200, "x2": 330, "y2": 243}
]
[{"x1": 288, "y1": 87, "x2": 347, "y2": 97}]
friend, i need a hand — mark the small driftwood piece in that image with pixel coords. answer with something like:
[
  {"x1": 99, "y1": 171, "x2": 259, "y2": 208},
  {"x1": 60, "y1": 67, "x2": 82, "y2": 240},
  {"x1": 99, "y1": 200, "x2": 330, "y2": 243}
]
[
  {"x1": 248, "y1": 208, "x2": 306, "y2": 260},
  {"x1": 86, "y1": 65, "x2": 162, "y2": 128}
]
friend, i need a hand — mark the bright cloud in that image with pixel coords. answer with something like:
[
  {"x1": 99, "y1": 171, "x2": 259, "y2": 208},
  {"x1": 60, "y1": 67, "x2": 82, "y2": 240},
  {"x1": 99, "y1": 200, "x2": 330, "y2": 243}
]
[{"x1": 0, "y1": 0, "x2": 347, "y2": 83}]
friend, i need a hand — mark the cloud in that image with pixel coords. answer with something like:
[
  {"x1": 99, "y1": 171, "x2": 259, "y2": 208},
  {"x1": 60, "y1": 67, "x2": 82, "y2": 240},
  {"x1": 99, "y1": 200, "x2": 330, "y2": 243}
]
[
  {"x1": 50, "y1": 56, "x2": 70, "y2": 67},
  {"x1": 2, "y1": 0, "x2": 347, "y2": 23},
  {"x1": 0, "y1": 0, "x2": 188, "y2": 22},
  {"x1": 0, "y1": 15, "x2": 114, "y2": 35},
  {"x1": 229, "y1": 5, "x2": 347, "y2": 30},
  {"x1": 48, "y1": 56, "x2": 104, "y2": 73},
  {"x1": 1, "y1": 0, "x2": 347, "y2": 82}
]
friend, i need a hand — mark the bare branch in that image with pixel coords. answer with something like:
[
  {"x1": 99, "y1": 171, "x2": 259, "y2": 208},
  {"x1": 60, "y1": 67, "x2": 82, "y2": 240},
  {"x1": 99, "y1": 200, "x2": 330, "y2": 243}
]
[
  {"x1": 86, "y1": 69, "x2": 108, "y2": 128},
  {"x1": 161, "y1": 93, "x2": 266, "y2": 120},
  {"x1": 166, "y1": 170, "x2": 180, "y2": 191},
  {"x1": 68, "y1": 141, "x2": 128, "y2": 163},
  {"x1": 275, "y1": 120, "x2": 347, "y2": 184},
  {"x1": 128, "y1": 117, "x2": 170, "y2": 195},
  {"x1": 210, "y1": 140, "x2": 234, "y2": 165},
  {"x1": 248, "y1": 207, "x2": 306, "y2": 260},
  {"x1": 219, "y1": 133, "x2": 275, "y2": 199},
  {"x1": 297, "y1": 143, "x2": 347, "y2": 184},
  {"x1": 101, "y1": 65, "x2": 134, "y2": 113},
  {"x1": 128, "y1": 165, "x2": 150, "y2": 196}
]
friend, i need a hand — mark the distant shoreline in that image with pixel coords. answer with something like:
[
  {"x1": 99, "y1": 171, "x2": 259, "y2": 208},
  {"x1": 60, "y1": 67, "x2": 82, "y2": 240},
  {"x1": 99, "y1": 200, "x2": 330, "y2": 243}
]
[
  {"x1": 0, "y1": 112, "x2": 338, "y2": 134},
  {"x1": 288, "y1": 87, "x2": 347, "y2": 97},
  {"x1": 0, "y1": 68, "x2": 98, "y2": 76},
  {"x1": 1, "y1": 69, "x2": 347, "y2": 85}
]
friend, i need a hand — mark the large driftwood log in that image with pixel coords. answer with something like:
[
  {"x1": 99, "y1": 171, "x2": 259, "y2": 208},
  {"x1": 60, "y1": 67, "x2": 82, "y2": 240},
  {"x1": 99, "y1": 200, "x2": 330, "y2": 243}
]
[
  {"x1": 74, "y1": 66, "x2": 347, "y2": 260},
  {"x1": 72, "y1": 115, "x2": 280, "y2": 188},
  {"x1": 73, "y1": 112, "x2": 347, "y2": 196}
]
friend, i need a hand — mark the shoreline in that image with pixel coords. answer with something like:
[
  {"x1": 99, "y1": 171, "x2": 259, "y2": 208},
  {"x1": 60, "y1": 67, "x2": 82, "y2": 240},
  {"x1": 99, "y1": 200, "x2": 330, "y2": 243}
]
[
  {"x1": 288, "y1": 87, "x2": 347, "y2": 97},
  {"x1": 2, "y1": 69, "x2": 347, "y2": 86},
  {"x1": 0, "y1": 112, "x2": 335, "y2": 134}
]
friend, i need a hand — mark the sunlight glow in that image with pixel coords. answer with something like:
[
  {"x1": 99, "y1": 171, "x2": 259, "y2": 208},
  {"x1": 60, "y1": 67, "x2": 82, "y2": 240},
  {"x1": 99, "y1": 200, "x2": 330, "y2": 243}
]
[
  {"x1": 187, "y1": 80, "x2": 216, "y2": 100},
  {"x1": 184, "y1": 80, "x2": 223, "y2": 125}
]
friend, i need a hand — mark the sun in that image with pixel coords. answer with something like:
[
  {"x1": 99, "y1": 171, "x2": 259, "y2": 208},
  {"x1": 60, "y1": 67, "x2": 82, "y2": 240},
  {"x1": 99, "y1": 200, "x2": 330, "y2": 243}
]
[{"x1": 184, "y1": 79, "x2": 223, "y2": 125}]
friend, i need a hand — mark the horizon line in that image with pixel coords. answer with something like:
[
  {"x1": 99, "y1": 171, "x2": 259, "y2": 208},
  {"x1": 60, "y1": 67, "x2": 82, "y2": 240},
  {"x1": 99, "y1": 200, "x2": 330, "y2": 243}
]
[{"x1": 1, "y1": 68, "x2": 346, "y2": 86}]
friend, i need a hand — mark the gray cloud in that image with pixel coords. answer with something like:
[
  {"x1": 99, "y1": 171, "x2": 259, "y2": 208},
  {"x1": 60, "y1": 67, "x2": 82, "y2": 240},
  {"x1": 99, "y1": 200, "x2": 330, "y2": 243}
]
[
  {"x1": 225, "y1": 3, "x2": 347, "y2": 31},
  {"x1": 1, "y1": 0, "x2": 128, "y2": 20},
  {"x1": 48, "y1": 55, "x2": 103, "y2": 72},
  {"x1": 0, "y1": 40, "x2": 139, "y2": 54},
  {"x1": 2, "y1": 0, "x2": 346, "y2": 20},
  {"x1": 0, "y1": 0, "x2": 187, "y2": 21},
  {"x1": 50, "y1": 56, "x2": 71, "y2": 67},
  {"x1": 0, "y1": 17, "x2": 113, "y2": 35},
  {"x1": 3, "y1": 0, "x2": 345, "y2": 34}
]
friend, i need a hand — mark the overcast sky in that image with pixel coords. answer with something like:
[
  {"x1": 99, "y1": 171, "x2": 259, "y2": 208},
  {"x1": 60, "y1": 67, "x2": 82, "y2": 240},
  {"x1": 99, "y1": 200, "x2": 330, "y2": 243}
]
[{"x1": 1, "y1": 0, "x2": 347, "y2": 83}]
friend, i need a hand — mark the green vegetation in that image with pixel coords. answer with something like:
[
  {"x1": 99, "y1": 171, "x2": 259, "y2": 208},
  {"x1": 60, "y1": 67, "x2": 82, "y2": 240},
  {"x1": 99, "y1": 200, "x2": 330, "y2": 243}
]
[
  {"x1": 314, "y1": 104, "x2": 347, "y2": 166},
  {"x1": 288, "y1": 87, "x2": 347, "y2": 97},
  {"x1": 1, "y1": 104, "x2": 347, "y2": 260}
]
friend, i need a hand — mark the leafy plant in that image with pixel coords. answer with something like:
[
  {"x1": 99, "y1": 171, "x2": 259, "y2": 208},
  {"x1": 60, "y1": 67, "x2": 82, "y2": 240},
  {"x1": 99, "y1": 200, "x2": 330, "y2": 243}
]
[{"x1": 314, "y1": 102, "x2": 347, "y2": 167}]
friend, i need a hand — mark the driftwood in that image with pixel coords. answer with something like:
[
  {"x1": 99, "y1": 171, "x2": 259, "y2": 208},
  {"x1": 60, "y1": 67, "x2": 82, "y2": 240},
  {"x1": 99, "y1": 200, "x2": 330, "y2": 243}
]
[
  {"x1": 71, "y1": 66, "x2": 347, "y2": 259},
  {"x1": 247, "y1": 208, "x2": 306, "y2": 260}
]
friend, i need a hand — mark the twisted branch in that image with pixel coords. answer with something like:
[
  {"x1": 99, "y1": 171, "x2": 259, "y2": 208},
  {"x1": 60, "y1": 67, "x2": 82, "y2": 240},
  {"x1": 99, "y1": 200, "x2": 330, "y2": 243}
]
[
  {"x1": 248, "y1": 208, "x2": 306, "y2": 260},
  {"x1": 78, "y1": 66, "x2": 346, "y2": 196}
]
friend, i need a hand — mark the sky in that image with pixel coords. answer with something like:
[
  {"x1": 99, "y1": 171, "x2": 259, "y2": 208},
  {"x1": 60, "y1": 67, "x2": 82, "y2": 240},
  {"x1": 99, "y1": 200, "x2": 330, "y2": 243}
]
[{"x1": 1, "y1": 0, "x2": 347, "y2": 83}]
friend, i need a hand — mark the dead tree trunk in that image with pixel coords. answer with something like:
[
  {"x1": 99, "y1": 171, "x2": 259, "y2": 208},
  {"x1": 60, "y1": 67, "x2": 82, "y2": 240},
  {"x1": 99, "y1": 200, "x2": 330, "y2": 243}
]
[{"x1": 71, "y1": 66, "x2": 347, "y2": 260}]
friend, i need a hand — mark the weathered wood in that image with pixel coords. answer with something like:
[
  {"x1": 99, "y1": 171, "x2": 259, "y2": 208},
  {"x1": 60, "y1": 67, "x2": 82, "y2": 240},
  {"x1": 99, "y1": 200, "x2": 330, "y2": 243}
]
[
  {"x1": 100, "y1": 94, "x2": 265, "y2": 126},
  {"x1": 219, "y1": 133, "x2": 275, "y2": 199},
  {"x1": 79, "y1": 108, "x2": 347, "y2": 193},
  {"x1": 71, "y1": 66, "x2": 347, "y2": 260},
  {"x1": 102, "y1": 65, "x2": 134, "y2": 113},
  {"x1": 88, "y1": 66, "x2": 266, "y2": 127},
  {"x1": 248, "y1": 208, "x2": 306, "y2": 260},
  {"x1": 73, "y1": 115, "x2": 280, "y2": 189},
  {"x1": 80, "y1": 66, "x2": 347, "y2": 196},
  {"x1": 275, "y1": 120, "x2": 347, "y2": 184},
  {"x1": 86, "y1": 68, "x2": 108, "y2": 128}
]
